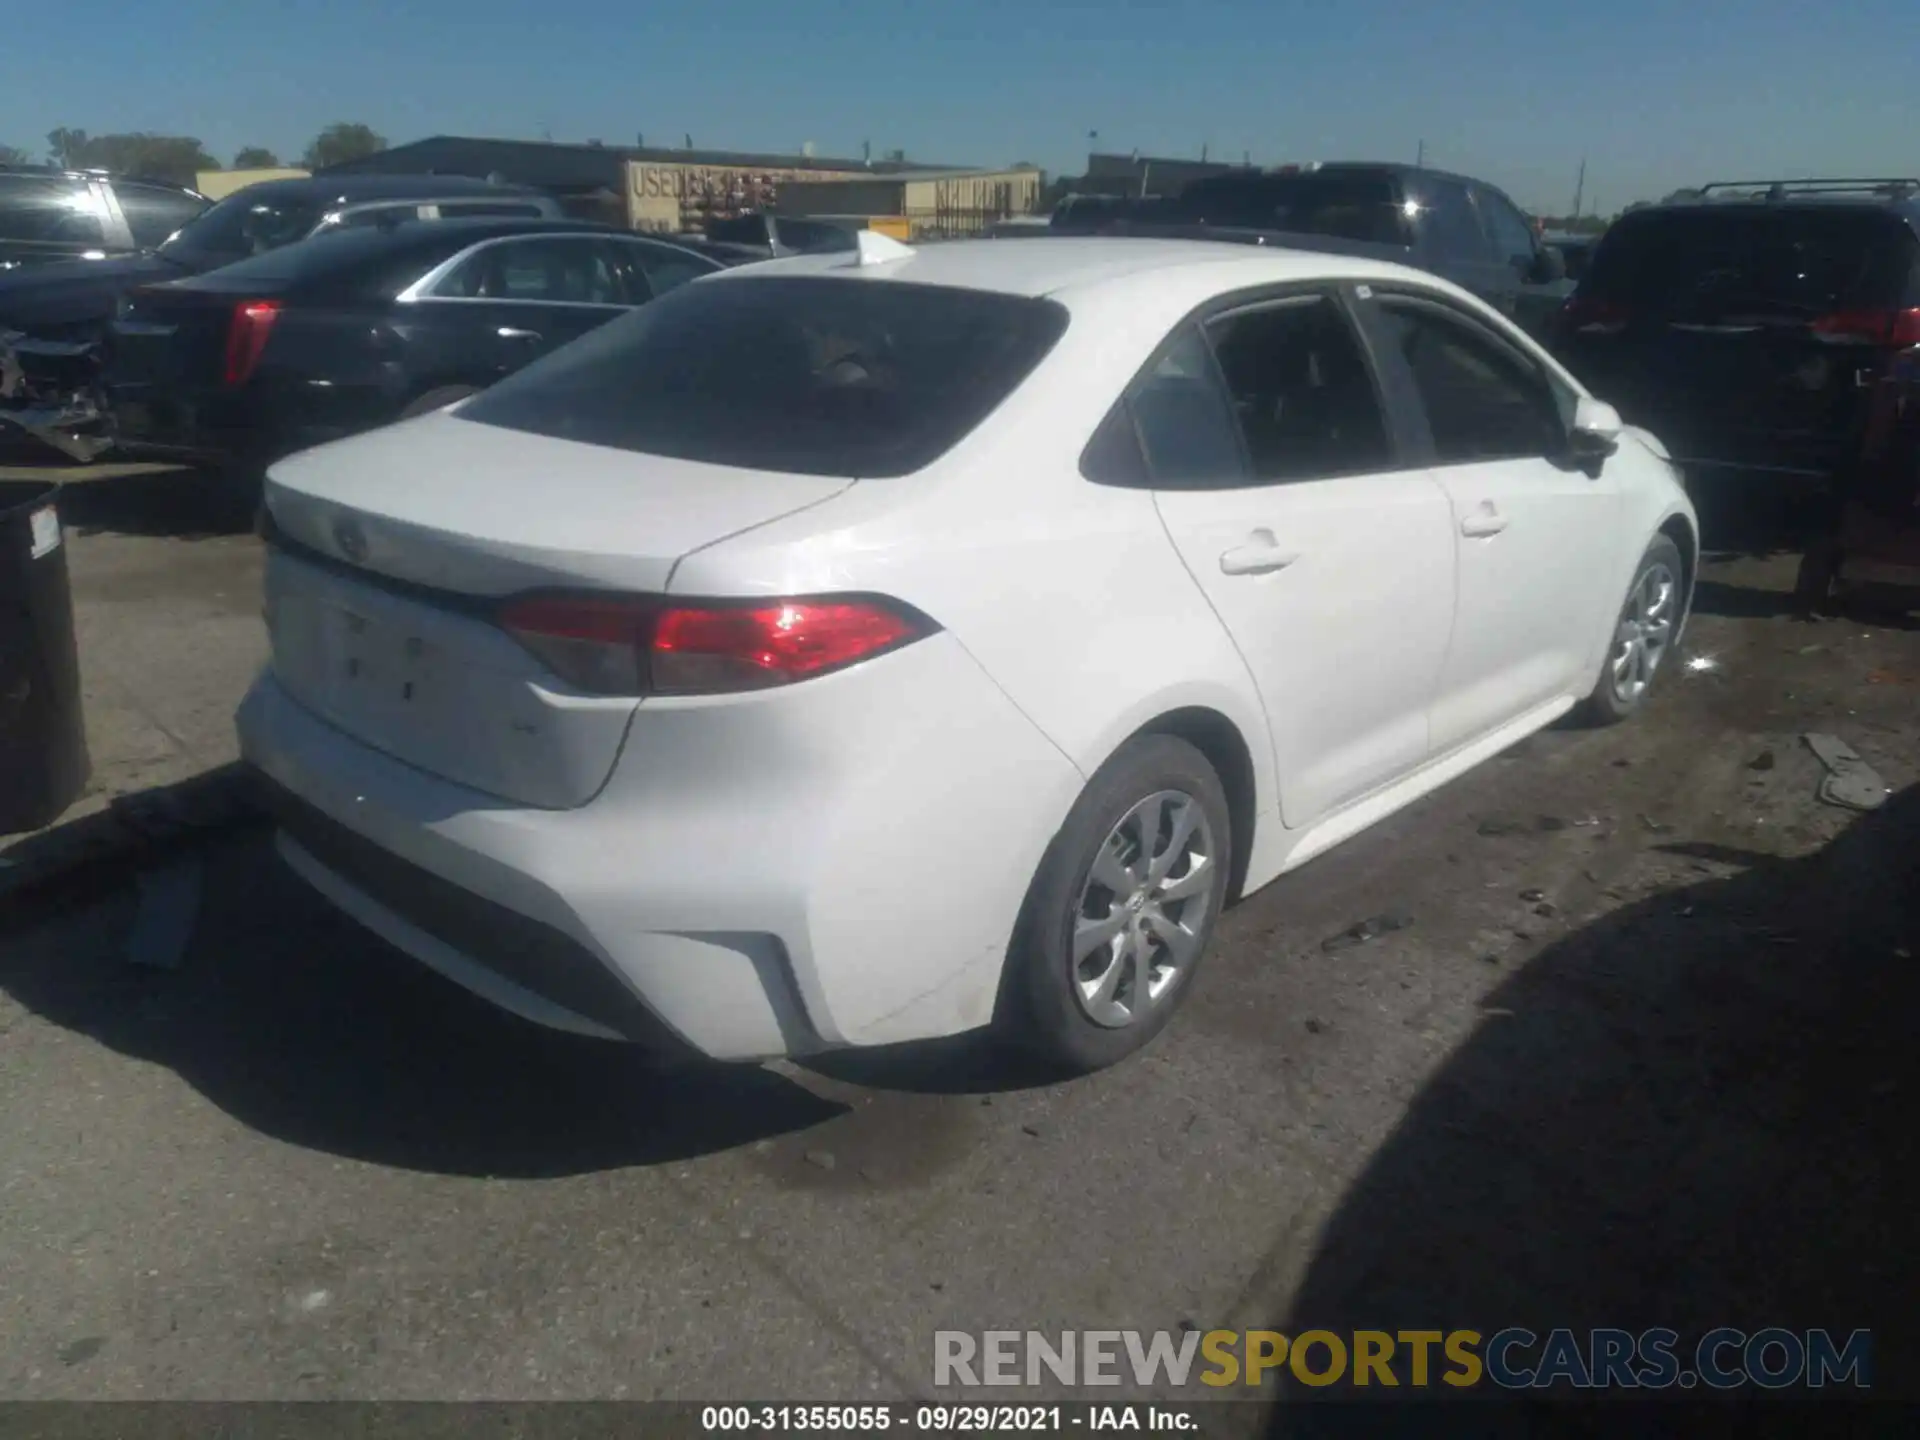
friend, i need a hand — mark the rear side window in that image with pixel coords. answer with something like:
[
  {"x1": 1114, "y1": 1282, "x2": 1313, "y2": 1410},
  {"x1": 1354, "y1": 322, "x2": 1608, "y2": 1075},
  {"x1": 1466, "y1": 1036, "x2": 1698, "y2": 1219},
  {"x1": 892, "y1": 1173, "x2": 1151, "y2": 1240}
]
[
  {"x1": 116, "y1": 182, "x2": 207, "y2": 249},
  {"x1": 1581, "y1": 209, "x2": 1917, "y2": 317},
  {"x1": 432, "y1": 237, "x2": 621, "y2": 303},
  {"x1": 0, "y1": 176, "x2": 103, "y2": 244},
  {"x1": 458, "y1": 276, "x2": 1069, "y2": 477},
  {"x1": 1125, "y1": 327, "x2": 1248, "y2": 488},
  {"x1": 1205, "y1": 296, "x2": 1393, "y2": 480},
  {"x1": 1169, "y1": 173, "x2": 1411, "y2": 246}
]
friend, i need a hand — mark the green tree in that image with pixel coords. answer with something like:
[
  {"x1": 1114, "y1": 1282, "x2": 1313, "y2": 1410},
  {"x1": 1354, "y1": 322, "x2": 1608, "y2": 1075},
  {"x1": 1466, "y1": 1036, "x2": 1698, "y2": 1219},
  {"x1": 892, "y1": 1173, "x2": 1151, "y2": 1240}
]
[
  {"x1": 43, "y1": 129, "x2": 217, "y2": 182},
  {"x1": 232, "y1": 146, "x2": 281, "y2": 169},
  {"x1": 303, "y1": 123, "x2": 387, "y2": 170},
  {"x1": 0, "y1": 142, "x2": 30, "y2": 166},
  {"x1": 47, "y1": 127, "x2": 87, "y2": 167}
]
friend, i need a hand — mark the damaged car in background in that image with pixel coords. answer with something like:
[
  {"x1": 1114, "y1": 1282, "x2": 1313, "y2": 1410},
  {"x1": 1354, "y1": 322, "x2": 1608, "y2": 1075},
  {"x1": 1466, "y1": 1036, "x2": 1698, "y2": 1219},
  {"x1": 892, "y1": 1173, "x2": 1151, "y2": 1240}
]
[{"x1": 0, "y1": 173, "x2": 562, "y2": 461}]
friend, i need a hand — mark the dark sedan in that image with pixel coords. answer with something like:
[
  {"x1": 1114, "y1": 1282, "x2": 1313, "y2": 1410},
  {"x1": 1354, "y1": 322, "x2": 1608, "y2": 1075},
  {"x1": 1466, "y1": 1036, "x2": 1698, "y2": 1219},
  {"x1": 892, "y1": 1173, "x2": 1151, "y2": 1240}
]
[{"x1": 102, "y1": 218, "x2": 728, "y2": 480}]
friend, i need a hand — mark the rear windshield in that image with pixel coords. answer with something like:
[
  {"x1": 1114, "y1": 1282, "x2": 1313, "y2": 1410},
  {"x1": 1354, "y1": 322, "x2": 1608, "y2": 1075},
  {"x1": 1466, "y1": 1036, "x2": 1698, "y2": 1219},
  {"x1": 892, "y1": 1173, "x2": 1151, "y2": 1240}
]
[
  {"x1": 458, "y1": 276, "x2": 1070, "y2": 477},
  {"x1": 1166, "y1": 173, "x2": 1410, "y2": 245},
  {"x1": 1581, "y1": 208, "x2": 1917, "y2": 318},
  {"x1": 704, "y1": 215, "x2": 772, "y2": 248},
  {"x1": 172, "y1": 225, "x2": 430, "y2": 290},
  {"x1": 158, "y1": 190, "x2": 326, "y2": 263}
]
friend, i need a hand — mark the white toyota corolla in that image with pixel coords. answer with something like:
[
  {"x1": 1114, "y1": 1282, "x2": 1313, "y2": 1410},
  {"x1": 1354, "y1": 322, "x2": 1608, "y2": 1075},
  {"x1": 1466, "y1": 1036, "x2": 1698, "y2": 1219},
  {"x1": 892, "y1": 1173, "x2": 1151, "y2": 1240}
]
[{"x1": 238, "y1": 234, "x2": 1696, "y2": 1073}]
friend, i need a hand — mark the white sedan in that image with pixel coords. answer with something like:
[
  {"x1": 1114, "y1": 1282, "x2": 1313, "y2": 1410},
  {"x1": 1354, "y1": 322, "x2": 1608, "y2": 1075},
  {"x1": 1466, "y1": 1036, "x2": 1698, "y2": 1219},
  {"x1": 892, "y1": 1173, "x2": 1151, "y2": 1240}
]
[{"x1": 238, "y1": 234, "x2": 1696, "y2": 1073}]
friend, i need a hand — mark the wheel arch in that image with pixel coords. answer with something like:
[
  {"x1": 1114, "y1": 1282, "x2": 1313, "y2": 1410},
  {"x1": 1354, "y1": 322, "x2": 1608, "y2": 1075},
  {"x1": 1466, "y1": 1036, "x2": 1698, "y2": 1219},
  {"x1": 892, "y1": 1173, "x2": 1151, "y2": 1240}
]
[
  {"x1": 1119, "y1": 705, "x2": 1260, "y2": 904},
  {"x1": 1657, "y1": 509, "x2": 1700, "y2": 631}
]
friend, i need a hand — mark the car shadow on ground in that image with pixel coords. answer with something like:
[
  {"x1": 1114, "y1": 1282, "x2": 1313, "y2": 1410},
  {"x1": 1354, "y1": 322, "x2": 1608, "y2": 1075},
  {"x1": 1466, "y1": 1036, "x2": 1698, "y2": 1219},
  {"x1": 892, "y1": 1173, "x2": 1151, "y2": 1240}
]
[
  {"x1": 50, "y1": 465, "x2": 256, "y2": 539},
  {"x1": 1685, "y1": 470, "x2": 1826, "y2": 561},
  {"x1": 1260, "y1": 784, "x2": 1919, "y2": 1426},
  {"x1": 0, "y1": 818, "x2": 857, "y2": 1178}
]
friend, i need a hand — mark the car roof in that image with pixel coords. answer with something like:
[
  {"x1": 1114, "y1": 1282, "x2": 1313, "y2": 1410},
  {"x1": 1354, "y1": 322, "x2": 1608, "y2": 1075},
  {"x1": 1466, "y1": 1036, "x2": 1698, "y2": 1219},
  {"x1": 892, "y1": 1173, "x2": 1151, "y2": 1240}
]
[
  {"x1": 172, "y1": 217, "x2": 648, "y2": 287},
  {"x1": 230, "y1": 173, "x2": 545, "y2": 204},
  {"x1": 706, "y1": 236, "x2": 1434, "y2": 301},
  {"x1": 0, "y1": 164, "x2": 201, "y2": 195}
]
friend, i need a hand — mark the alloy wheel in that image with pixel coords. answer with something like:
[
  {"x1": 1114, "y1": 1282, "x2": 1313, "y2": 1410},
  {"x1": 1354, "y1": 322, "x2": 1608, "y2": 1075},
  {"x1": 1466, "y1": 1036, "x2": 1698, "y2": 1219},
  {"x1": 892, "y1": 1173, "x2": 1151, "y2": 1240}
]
[
  {"x1": 1610, "y1": 559, "x2": 1678, "y2": 706},
  {"x1": 1070, "y1": 790, "x2": 1217, "y2": 1029}
]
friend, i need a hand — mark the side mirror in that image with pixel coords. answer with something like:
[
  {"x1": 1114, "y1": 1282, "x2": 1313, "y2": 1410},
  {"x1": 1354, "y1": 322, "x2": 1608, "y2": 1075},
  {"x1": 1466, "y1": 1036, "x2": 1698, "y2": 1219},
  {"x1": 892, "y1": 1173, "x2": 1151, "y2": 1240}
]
[
  {"x1": 1528, "y1": 245, "x2": 1568, "y2": 284},
  {"x1": 1569, "y1": 396, "x2": 1622, "y2": 458}
]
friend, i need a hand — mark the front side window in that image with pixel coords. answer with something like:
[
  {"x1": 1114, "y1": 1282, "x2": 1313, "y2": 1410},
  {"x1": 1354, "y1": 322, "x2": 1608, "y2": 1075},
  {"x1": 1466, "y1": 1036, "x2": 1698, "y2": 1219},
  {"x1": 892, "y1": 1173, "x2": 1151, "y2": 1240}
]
[
  {"x1": 1376, "y1": 299, "x2": 1565, "y2": 462},
  {"x1": 1204, "y1": 295, "x2": 1393, "y2": 480},
  {"x1": 1419, "y1": 180, "x2": 1492, "y2": 265},
  {"x1": 1479, "y1": 191, "x2": 1539, "y2": 269},
  {"x1": 431, "y1": 237, "x2": 621, "y2": 304},
  {"x1": 458, "y1": 276, "x2": 1069, "y2": 477}
]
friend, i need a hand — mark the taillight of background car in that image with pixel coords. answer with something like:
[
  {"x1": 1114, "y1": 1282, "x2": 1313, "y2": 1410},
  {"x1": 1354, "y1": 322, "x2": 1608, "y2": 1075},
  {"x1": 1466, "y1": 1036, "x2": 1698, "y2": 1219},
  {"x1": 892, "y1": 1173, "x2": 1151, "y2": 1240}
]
[
  {"x1": 224, "y1": 300, "x2": 282, "y2": 386},
  {"x1": 496, "y1": 594, "x2": 936, "y2": 696},
  {"x1": 1809, "y1": 308, "x2": 1920, "y2": 347}
]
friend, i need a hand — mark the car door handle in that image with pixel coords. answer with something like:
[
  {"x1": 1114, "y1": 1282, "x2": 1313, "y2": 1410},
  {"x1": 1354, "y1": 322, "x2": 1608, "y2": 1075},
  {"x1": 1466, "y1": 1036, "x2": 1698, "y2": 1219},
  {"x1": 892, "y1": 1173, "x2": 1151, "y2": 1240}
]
[
  {"x1": 1460, "y1": 506, "x2": 1509, "y2": 538},
  {"x1": 496, "y1": 326, "x2": 542, "y2": 341},
  {"x1": 1219, "y1": 534, "x2": 1300, "y2": 576}
]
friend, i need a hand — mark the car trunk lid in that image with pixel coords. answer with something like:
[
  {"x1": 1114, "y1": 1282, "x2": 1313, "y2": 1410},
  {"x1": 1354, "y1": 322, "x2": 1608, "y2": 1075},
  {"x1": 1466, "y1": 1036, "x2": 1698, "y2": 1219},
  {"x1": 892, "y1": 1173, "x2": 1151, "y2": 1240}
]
[{"x1": 261, "y1": 413, "x2": 854, "y2": 807}]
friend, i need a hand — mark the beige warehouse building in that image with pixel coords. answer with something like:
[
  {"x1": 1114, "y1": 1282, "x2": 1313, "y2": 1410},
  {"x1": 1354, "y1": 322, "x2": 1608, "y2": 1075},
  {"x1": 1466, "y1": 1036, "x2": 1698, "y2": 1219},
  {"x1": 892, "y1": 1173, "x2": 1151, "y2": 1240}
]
[
  {"x1": 772, "y1": 168, "x2": 1045, "y2": 238},
  {"x1": 316, "y1": 135, "x2": 1006, "y2": 233}
]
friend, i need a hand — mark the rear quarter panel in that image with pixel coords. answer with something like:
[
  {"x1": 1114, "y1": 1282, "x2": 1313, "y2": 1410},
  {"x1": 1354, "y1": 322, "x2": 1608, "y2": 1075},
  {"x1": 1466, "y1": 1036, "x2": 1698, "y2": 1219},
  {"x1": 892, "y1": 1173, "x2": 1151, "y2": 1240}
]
[{"x1": 666, "y1": 276, "x2": 1285, "y2": 844}]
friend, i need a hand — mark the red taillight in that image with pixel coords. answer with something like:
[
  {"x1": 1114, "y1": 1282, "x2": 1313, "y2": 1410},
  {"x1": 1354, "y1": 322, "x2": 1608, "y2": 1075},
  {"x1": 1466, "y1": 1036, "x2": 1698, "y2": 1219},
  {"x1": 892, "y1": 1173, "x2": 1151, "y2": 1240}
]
[
  {"x1": 1810, "y1": 307, "x2": 1920, "y2": 347},
  {"x1": 1560, "y1": 296, "x2": 1630, "y2": 335},
  {"x1": 496, "y1": 594, "x2": 933, "y2": 696},
  {"x1": 224, "y1": 299, "x2": 282, "y2": 385}
]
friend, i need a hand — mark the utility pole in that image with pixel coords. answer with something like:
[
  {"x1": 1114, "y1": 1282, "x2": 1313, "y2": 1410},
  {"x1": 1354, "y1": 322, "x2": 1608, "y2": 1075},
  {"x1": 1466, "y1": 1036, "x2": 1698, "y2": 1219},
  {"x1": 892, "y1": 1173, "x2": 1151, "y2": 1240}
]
[
  {"x1": 1571, "y1": 157, "x2": 1587, "y2": 219},
  {"x1": 1415, "y1": 139, "x2": 1425, "y2": 168}
]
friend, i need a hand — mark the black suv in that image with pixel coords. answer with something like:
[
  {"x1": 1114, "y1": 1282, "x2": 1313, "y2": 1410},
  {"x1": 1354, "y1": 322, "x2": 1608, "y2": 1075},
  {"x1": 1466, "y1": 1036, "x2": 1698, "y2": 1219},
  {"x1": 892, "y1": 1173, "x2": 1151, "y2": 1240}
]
[
  {"x1": 1050, "y1": 162, "x2": 1572, "y2": 335},
  {"x1": 0, "y1": 165, "x2": 209, "y2": 271},
  {"x1": 1552, "y1": 178, "x2": 1920, "y2": 481}
]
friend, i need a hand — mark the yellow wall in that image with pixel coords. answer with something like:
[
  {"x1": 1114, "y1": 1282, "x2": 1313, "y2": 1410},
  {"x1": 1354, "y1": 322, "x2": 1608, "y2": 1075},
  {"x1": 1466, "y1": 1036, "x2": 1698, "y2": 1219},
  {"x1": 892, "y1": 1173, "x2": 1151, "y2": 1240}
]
[{"x1": 194, "y1": 168, "x2": 311, "y2": 200}]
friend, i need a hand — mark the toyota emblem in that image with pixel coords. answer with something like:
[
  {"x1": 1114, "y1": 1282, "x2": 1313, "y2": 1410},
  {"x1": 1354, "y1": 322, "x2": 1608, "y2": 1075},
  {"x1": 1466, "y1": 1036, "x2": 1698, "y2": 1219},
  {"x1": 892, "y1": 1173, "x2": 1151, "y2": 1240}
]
[{"x1": 332, "y1": 517, "x2": 369, "y2": 564}]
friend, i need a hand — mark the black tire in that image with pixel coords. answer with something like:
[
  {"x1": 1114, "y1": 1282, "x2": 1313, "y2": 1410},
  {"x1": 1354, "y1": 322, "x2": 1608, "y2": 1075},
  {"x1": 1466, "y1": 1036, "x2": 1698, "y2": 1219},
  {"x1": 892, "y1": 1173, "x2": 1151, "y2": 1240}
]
[
  {"x1": 203, "y1": 461, "x2": 265, "y2": 535},
  {"x1": 1002, "y1": 734, "x2": 1231, "y2": 1074},
  {"x1": 400, "y1": 385, "x2": 479, "y2": 419},
  {"x1": 1793, "y1": 535, "x2": 1842, "y2": 617},
  {"x1": 1579, "y1": 534, "x2": 1686, "y2": 726}
]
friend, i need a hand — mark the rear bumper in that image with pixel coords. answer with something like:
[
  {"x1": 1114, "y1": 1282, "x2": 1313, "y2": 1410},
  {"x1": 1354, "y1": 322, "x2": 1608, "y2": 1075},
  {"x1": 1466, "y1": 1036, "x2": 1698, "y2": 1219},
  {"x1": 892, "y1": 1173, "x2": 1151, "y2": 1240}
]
[
  {"x1": 105, "y1": 378, "x2": 379, "y2": 468},
  {"x1": 236, "y1": 638, "x2": 1084, "y2": 1062}
]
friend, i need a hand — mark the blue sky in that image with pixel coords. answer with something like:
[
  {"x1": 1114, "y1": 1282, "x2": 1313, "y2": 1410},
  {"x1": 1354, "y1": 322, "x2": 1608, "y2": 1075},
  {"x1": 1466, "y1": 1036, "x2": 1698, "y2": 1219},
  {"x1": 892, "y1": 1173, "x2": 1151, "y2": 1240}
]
[{"x1": 3, "y1": 0, "x2": 1916, "y2": 215}]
